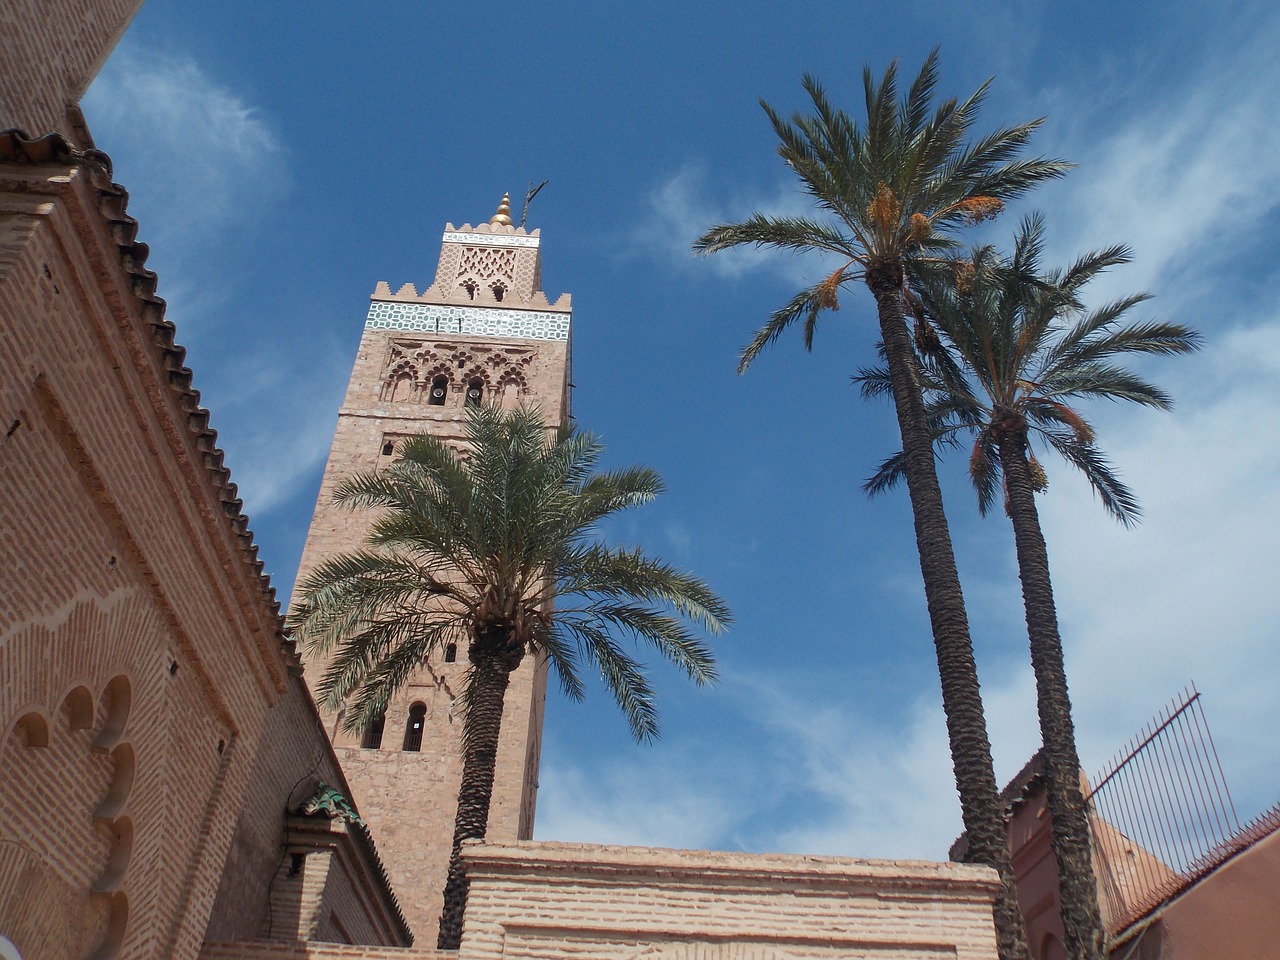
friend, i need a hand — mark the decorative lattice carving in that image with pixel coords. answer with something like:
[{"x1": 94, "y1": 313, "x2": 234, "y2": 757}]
[
  {"x1": 456, "y1": 246, "x2": 516, "y2": 286},
  {"x1": 512, "y1": 253, "x2": 538, "y2": 303}
]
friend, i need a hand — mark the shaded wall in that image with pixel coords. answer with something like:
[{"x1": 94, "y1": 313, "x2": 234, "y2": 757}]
[
  {"x1": 1, "y1": 0, "x2": 141, "y2": 137},
  {"x1": 1117, "y1": 825, "x2": 1280, "y2": 959}
]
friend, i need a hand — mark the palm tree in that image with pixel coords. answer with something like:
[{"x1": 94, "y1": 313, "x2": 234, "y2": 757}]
[
  {"x1": 860, "y1": 217, "x2": 1200, "y2": 959},
  {"x1": 288, "y1": 406, "x2": 731, "y2": 950},
  {"x1": 694, "y1": 51, "x2": 1067, "y2": 960}
]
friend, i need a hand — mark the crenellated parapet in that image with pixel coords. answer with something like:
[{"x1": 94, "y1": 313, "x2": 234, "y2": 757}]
[
  {"x1": 366, "y1": 200, "x2": 571, "y2": 344},
  {"x1": 377, "y1": 204, "x2": 572, "y2": 313}
]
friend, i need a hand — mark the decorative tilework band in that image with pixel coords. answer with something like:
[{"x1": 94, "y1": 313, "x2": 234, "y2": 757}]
[
  {"x1": 366, "y1": 301, "x2": 570, "y2": 341},
  {"x1": 441, "y1": 232, "x2": 540, "y2": 249}
]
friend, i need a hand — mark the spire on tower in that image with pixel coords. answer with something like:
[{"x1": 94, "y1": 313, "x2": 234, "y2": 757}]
[{"x1": 489, "y1": 193, "x2": 513, "y2": 227}]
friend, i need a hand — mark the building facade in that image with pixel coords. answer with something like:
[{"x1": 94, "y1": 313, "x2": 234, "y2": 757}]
[{"x1": 1, "y1": 3, "x2": 408, "y2": 956}]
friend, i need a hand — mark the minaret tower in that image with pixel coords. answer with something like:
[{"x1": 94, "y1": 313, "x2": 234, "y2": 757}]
[{"x1": 294, "y1": 196, "x2": 571, "y2": 941}]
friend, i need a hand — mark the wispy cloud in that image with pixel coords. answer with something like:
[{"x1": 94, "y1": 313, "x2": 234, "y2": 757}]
[
  {"x1": 536, "y1": 738, "x2": 744, "y2": 850},
  {"x1": 1037, "y1": 17, "x2": 1280, "y2": 305},
  {"x1": 83, "y1": 39, "x2": 286, "y2": 258},
  {"x1": 537, "y1": 663, "x2": 1043, "y2": 861},
  {"x1": 629, "y1": 164, "x2": 825, "y2": 283},
  {"x1": 1031, "y1": 319, "x2": 1280, "y2": 813}
]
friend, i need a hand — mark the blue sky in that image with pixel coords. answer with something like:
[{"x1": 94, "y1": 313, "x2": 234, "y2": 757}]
[{"x1": 84, "y1": 1, "x2": 1280, "y2": 859}]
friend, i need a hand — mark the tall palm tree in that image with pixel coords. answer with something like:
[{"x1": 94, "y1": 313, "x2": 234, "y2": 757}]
[
  {"x1": 288, "y1": 406, "x2": 731, "y2": 950},
  {"x1": 694, "y1": 51, "x2": 1068, "y2": 960},
  {"x1": 860, "y1": 217, "x2": 1200, "y2": 959}
]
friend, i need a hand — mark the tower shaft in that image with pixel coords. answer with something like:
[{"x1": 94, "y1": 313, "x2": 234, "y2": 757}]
[{"x1": 294, "y1": 206, "x2": 571, "y2": 942}]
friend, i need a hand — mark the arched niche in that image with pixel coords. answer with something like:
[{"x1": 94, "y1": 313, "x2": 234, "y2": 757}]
[
  {"x1": 94, "y1": 742, "x2": 135, "y2": 821},
  {"x1": 91, "y1": 675, "x2": 131, "y2": 752},
  {"x1": 402, "y1": 702, "x2": 427, "y2": 752},
  {"x1": 90, "y1": 892, "x2": 128, "y2": 960},
  {"x1": 7, "y1": 708, "x2": 50, "y2": 749},
  {"x1": 92, "y1": 816, "x2": 133, "y2": 893},
  {"x1": 61, "y1": 684, "x2": 94, "y2": 729},
  {"x1": 428, "y1": 374, "x2": 449, "y2": 406}
]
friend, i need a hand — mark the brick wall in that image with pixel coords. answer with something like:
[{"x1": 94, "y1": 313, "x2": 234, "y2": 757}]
[
  {"x1": 0, "y1": 135, "x2": 396, "y2": 957},
  {"x1": 206, "y1": 674, "x2": 407, "y2": 946},
  {"x1": 460, "y1": 841, "x2": 1003, "y2": 960},
  {"x1": 1, "y1": 0, "x2": 141, "y2": 137},
  {"x1": 201, "y1": 942, "x2": 447, "y2": 960},
  {"x1": 0, "y1": 156, "x2": 277, "y2": 960}
]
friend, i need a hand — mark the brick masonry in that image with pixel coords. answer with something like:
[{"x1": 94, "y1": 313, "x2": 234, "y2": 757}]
[
  {"x1": 0, "y1": 0, "x2": 141, "y2": 139},
  {"x1": 459, "y1": 841, "x2": 1002, "y2": 960}
]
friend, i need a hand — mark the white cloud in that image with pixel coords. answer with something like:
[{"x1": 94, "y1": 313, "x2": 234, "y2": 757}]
[
  {"x1": 83, "y1": 39, "x2": 286, "y2": 256},
  {"x1": 1039, "y1": 20, "x2": 1280, "y2": 305},
  {"x1": 535, "y1": 741, "x2": 741, "y2": 851},
  {"x1": 630, "y1": 164, "x2": 828, "y2": 283},
  {"x1": 81, "y1": 37, "x2": 332, "y2": 520},
  {"x1": 211, "y1": 349, "x2": 349, "y2": 516},
  {"x1": 1032, "y1": 320, "x2": 1280, "y2": 814},
  {"x1": 535, "y1": 663, "x2": 1045, "y2": 862}
]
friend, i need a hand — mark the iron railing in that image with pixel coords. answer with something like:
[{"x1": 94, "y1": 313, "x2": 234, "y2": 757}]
[{"x1": 1085, "y1": 684, "x2": 1240, "y2": 932}]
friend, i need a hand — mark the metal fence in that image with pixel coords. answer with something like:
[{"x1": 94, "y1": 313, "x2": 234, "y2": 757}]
[{"x1": 1085, "y1": 684, "x2": 1240, "y2": 932}]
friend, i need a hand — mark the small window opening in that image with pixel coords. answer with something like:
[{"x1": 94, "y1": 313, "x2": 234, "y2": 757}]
[
  {"x1": 403, "y1": 703, "x2": 427, "y2": 752},
  {"x1": 428, "y1": 375, "x2": 448, "y2": 406},
  {"x1": 465, "y1": 378, "x2": 484, "y2": 408},
  {"x1": 287, "y1": 852, "x2": 306, "y2": 878},
  {"x1": 461, "y1": 280, "x2": 478, "y2": 300},
  {"x1": 381, "y1": 440, "x2": 394, "y2": 456},
  {"x1": 490, "y1": 282, "x2": 506, "y2": 302},
  {"x1": 361, "y1": 713, "x2": 386, "y2": 749},
  {"x1": 444, "y1": 643, "x2": 457, "y2": 664}
]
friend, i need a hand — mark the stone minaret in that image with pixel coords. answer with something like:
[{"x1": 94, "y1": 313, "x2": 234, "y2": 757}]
[{"x1": 294, "y1": 195, "x2": 571, "y2": 942}]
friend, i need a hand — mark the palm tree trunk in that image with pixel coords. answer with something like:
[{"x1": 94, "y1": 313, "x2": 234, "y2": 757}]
[
  {"x1": 869, "y1": 269, "x2": 1028, "y2": 960},
  {"x1": 437, "y1": 652, "x2": 513, "y2": 950},
  {"x1": 996, "y1": 429, "x2": 1105, "y2": 960}
]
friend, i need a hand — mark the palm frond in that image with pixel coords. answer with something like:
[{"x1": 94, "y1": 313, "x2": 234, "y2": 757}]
[
  {"x1": 903, "y1": 215, "x2": 1194, "y2": 525},
  {"x1": 738, "y1": 283, "x2": 837, "y2": 372},
  {"x1": 288, "y1": 406, "x2": 730, "y2": 745},
  {"x1": 1036, "y1": 429, "x2": 1141, "y2": 526}
]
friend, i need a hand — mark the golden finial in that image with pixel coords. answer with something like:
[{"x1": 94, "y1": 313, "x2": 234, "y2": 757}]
[{"x1": 488, "y1": 193, "x2": 513, "y2": 227}]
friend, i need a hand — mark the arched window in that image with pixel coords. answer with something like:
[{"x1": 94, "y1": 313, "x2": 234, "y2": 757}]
[
  {"x1": 428, "y1": 374, "x2": 448, "y2": 406},
  {"x1": 361, "y1": 713, "x2": 385, "y2": 749},
  {"x1": 403, "y1": 703, "x2": 427, "y2": 752},
  {"x1": 490, "y1": 282, "x2": 506, "y2": 302},
  {"x1": 465, "y1": 378, "x2": 484, "y2": 408}
]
